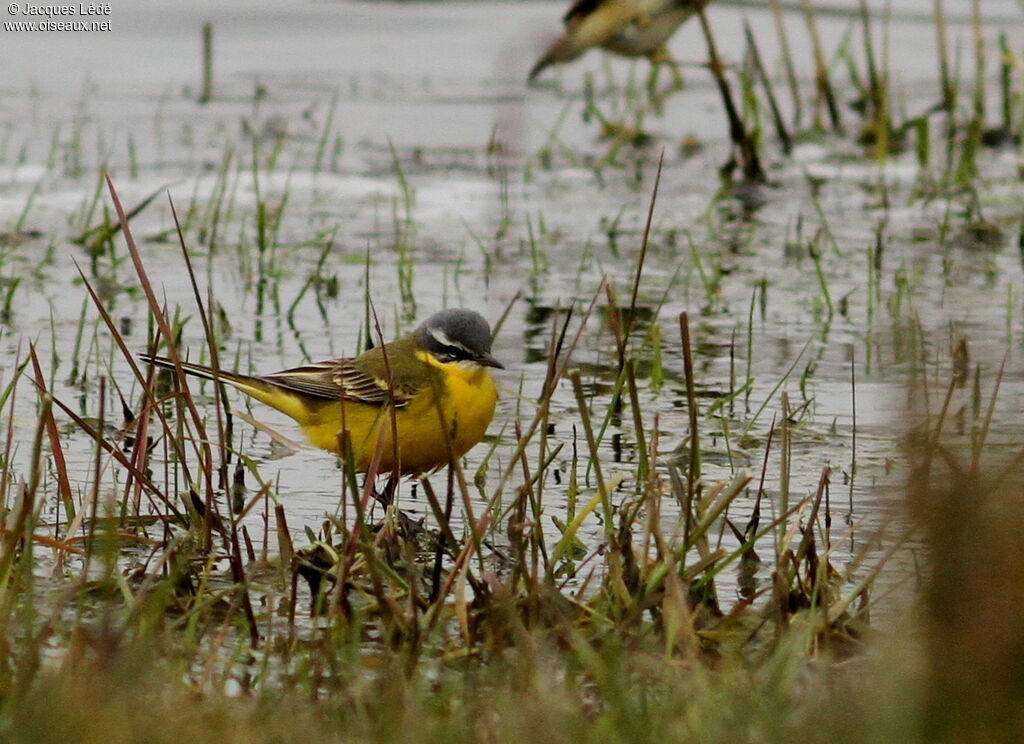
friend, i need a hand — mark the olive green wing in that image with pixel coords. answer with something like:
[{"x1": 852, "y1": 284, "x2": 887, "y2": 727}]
[{"x1": 260, "y1": 339, "x2": 429, "y2": 407}]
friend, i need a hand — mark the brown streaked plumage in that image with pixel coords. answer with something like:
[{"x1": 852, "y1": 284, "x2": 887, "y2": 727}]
[{"x1": 528, "y1": 0, "x2": 708, "y2": 83}]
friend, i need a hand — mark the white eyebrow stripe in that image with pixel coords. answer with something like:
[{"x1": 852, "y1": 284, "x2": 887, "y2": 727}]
[{"x1": 429, "y1": 327, "x2": 473, "y2": 354}]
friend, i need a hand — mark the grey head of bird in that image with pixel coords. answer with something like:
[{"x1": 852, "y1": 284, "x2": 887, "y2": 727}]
[{"x1": 415, "y1": 309, "x2": 504, "y2": 369}]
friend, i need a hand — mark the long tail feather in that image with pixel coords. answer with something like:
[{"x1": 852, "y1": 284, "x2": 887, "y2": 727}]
[
  {"x1": 139, "y1": 353, "x2": 273, "y2": 395},
  {"x1": 141, "y1": 354, "x2": 228, "y2": 383},
  {"x1": 140, "y1": 352, "x2": 302, "y2": 416}
]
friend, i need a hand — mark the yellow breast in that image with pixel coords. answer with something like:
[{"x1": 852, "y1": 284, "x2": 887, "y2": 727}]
[{"x1": 293, "y1": 353, "x2": 498, "y2": 475}]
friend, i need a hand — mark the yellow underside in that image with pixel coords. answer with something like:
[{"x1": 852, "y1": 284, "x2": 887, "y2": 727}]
[{"x1": 231, "y1": 352, "x2": 497, "y2": 476}]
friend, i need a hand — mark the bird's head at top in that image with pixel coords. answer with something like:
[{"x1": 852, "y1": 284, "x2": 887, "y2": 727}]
[{"x1": 415, "y1": 309, "x2": 504, "y2": 370}]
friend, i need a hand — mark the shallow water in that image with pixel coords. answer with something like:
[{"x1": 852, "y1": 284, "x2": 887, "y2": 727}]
[{"x1": 2, "y1": 0, "x2": 1023, "y2": 611}]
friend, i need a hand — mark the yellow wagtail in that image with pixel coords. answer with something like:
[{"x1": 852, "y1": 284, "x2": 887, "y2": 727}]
[
  {"x1": 528, "y1": 0, "x2": 708, "y2": 84},
  {"x1": 142, "y1": 308, "x2": 503, "y2": 476}
]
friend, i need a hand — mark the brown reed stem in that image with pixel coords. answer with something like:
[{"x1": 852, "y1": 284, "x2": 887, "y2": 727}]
[{"x1": 697, "y1": 7, "x2": 766, "y2": 182}]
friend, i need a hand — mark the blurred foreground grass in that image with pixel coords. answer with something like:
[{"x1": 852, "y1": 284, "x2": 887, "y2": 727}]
[{"x1": 6, "y1": 433, "x2": 1020, "y2": 744}]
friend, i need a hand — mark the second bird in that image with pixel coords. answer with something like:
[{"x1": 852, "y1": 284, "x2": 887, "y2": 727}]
[
  {"x1": 528, "y1": 0, "x2": 708, "y2": 84},
  {"x1": 143, "y1": 309, "x2": 503, "y2": 477}
]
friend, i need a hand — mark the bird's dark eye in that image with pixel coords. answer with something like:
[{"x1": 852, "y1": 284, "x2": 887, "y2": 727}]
[{"x1": 437, "y1": 346, "x2": 473, "y2": 364}]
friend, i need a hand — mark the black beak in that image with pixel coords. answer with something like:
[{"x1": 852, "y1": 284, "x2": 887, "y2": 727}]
[{"x1": 477, "y1": 352, "x2": 504, "y2": 370}]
